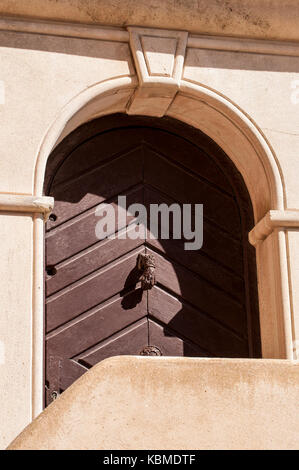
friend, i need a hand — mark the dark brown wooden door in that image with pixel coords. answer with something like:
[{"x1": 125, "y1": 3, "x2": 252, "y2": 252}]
[{"x1": 44, "y1": 115, "x2": 260, "y2": 405}]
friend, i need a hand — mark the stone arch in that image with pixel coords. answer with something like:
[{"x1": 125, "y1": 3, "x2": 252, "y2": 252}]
[
  {"x1": 34, "y1": 77, "x2": 284, "y2": 222},
  {"x1": 31, "y1": 75, "x2": 292, "y2": 419}
]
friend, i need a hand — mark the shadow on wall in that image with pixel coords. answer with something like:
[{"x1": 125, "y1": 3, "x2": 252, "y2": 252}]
[
  {"x1": 0, "y1": 29, "x2": 133, "y2": 62},
  {"x1": 185, "y1": 46, "x2": 299, "y2": 73},
  {"x1": 1, "y1": 27, "x2": 299, "y2": 73}
]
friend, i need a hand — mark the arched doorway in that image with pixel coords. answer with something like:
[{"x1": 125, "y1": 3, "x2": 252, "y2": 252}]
[{"x1": 44, "y1": 114, "x2": 260, "y2": 405}]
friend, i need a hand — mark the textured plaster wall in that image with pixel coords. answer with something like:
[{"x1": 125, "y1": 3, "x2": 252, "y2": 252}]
[
  {"x1": 1, "y1": 0, "x2": 299, "y2": 42},
  {"x1": 0, "y1": 214, "x2": 33, "y2": 450},
  {"x1": 8, "y1": 356, "x2": 299, "y2": 450},
  {"x1": 0, "y1": 21, "x2": 299, "y2": 448},
  {"x1": 183, "y1": 48, "x2": 299, "y2": 210},
  {"x1": 0, "y1": 30, "x2": 134, "y2": 193}
]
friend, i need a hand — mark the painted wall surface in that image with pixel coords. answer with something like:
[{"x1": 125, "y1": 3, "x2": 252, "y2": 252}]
[
  {"x1": 0, "y1": 7, "x2": 299, "y2": 449},
  {"x1": 183, "y1": 48, "x2": 299, "y2": 209},
  {"x1": 0, "y1": 214, "x2": 33, "y2": 450},
  {"x1": 0, "y1": 30, "x2": 134, "y2": 193},
  {"x1": 1, "y1": 0, "x2": 299, "y2": 42}
]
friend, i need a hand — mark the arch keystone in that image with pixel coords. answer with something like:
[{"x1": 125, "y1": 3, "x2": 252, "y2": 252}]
[{"x1": 127, "y1": 27, "x2": 188, "y2": 116}]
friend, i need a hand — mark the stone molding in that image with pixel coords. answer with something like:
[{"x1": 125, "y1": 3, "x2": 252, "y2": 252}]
[
  {"x1": 128, "y1": 27, "x2": 188, "y2": 86},
  {"x1": 127, "y1": 27, "x2": 188, "y2": 116},
  {"x1": 187, "y1": 35, "x2": 299, "y2": 58},
  {"x1": 0, "y1": 194, "x2": 54, "y2": 220},
  {"x1": 249, "y1": 210, "x2": 299, "y2": 246},
  {"x1": 0, "y1": 16, "x2": 128, "y2": 42},
  {"x1": 1, "y1": 16, "x2": 299, "y2": 58}
]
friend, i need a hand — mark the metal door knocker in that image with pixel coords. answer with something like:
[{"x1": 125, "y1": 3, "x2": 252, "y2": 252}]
[{"x1": 137, "y1": 253, "x2": 156, "y2": 290}]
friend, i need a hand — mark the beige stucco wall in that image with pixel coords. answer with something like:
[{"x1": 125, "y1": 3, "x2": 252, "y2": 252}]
[
  {"x1": 0, "y1": 1, "x2": 299, "y2": 449},
  {"x1": 183, "y1": 48, "x2": 299, "y2": 210},
  {"x1": 0, "y1": 30, "x2": 134, "y2": 193},
  {"x1": 0, "y1": 214, "x2": 33, "y2": 450},
  {"x1": 1, "y1": 0, "x2": 299, "y2": 42}
]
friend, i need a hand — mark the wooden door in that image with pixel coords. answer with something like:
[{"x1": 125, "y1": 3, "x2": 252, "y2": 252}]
[{"x1": 44, "y1": 115, "x2": 260, "y2": 405}]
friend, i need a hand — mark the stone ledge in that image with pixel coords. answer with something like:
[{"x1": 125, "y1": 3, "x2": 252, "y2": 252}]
[
  {"x1": 249, "y1": 210, "x2": 299, "y2": 246},
  {"x1": 0, "y1": 194, "x2": 54, "y2": 219},
  {"x1": 2, "y1": 16, "x2": 299, "y2": 58}
]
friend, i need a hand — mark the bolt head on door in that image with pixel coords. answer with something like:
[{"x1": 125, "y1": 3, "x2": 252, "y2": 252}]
[{"x1": 140, "y1": 345, "x2": 162, "y2": 356}]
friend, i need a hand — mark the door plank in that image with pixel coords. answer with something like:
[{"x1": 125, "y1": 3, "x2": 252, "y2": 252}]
[
  {"x1": 147, "y1": 248, "x2": 246, "y2": 335},
  {"x1": 144, "y1": 146, "x2": 241, "y2": 237},
  {"x1": 50, "y1": 128, "x2": 148, "y2": 188},
  {"x1": 46, "y1": 248, "x2": 145, "y2": 332},
  {"x1": 142, "y1": 128, "x2": 234, "y2": 195},
  {"x1": 46, "y1": 186, "x2": 144, "y2": 265},
  {"x1": 47, "y1": 148, "x2": 144, "y2": 229},
  {"x1": 148, "y1": 320, "x2": 208, "y2": 357},
  {"x1": 148, "y1": 286, "x2": 248, "y2": 357},
  {"x1": 77, "y1": 319, "x2": 148, "y2": 367},
  {"x1": 144, "y1": 186, "x2": 243, "y2": 275},
  {"x1": 45, "y1": 358, "x2": 88, "y2": 405},
  {"x1": 46, "y1": 223, "x2": 144, "y2": 296},
  {"x1": 147, "y1": 236, "x2": 244, "y2": 303},
  {"x1": 58, "y1": 359, "x2": 88, "y2": 392},
  {"x1": 46, "y1": 294, "x2": 147, "y2": 358}
]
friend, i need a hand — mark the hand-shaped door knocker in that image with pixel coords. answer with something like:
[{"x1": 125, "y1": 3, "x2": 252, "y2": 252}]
[{"x1": 137, "y1": 253, "x2": 156, "y2": 290}]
